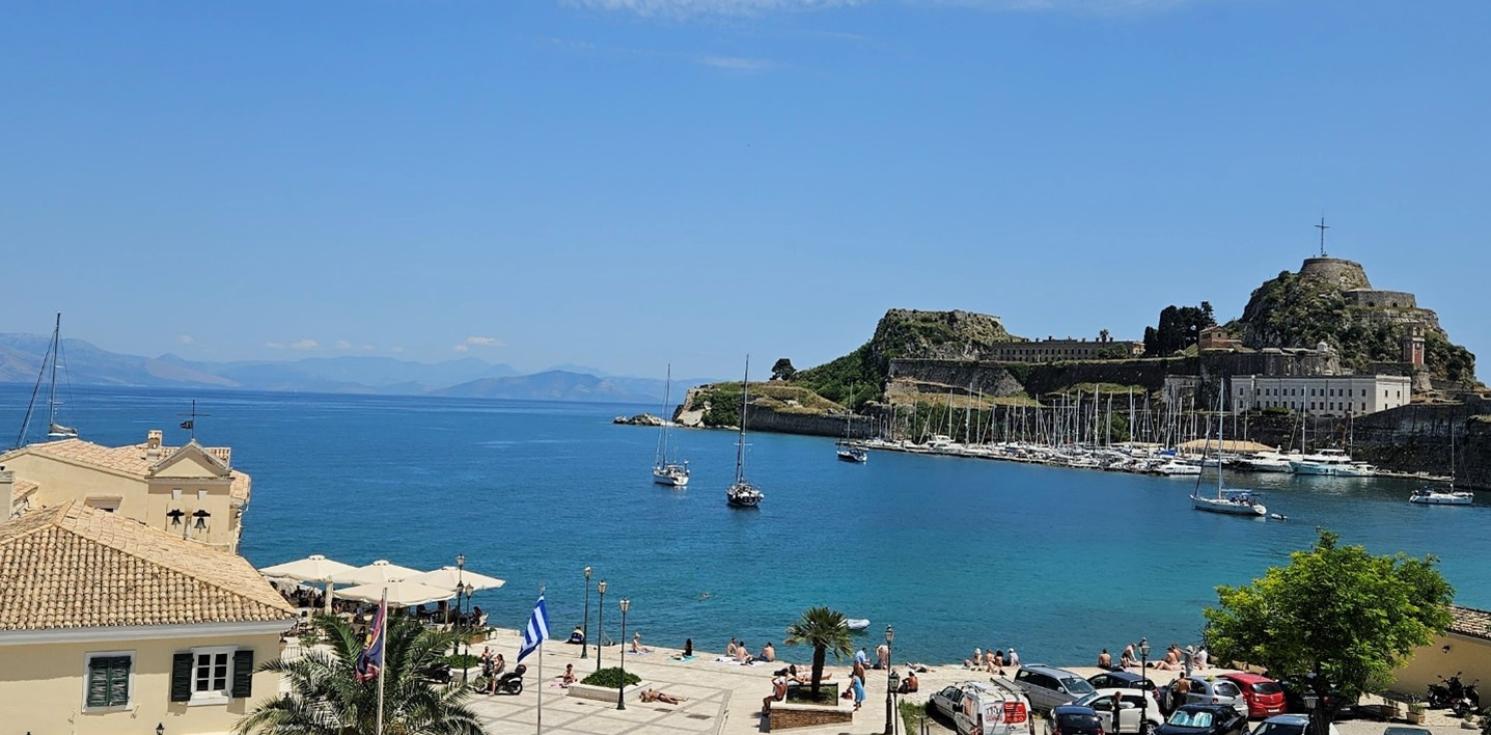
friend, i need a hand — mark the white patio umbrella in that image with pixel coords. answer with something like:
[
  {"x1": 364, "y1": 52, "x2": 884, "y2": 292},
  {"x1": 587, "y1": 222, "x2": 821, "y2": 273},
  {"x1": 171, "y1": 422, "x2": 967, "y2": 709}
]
[
  {"x1": 328, "y1": 559, "x2": 423, "y2": 587},
  {"x1": 407, "y1": 566, "x2": 506, "y2": 592},
  {"x1": 259, "y1": 554, "x2": 356, "y2": 613},
  {"x1": 336, "y1": 579, "x2": 457, "y2": 608}
]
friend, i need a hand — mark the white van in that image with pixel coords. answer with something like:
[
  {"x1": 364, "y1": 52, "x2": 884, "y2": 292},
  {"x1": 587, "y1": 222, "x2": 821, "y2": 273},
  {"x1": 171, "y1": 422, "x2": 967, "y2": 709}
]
[{"x1": 953, "y1": 679, "x2": 1033, "y2": 735}]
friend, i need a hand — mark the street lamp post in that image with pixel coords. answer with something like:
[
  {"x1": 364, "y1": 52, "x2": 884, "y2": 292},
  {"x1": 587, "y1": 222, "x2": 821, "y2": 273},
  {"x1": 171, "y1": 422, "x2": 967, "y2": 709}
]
[
  {"x1": 455, "y1": 554, "x2": 467, "y2": 684},
  {"x1": 581, "y1": 566, "x2": 592, "y2": 659},
  {"x1": 617, "y1": 598, "x2": 631, "y2": 711},
  {"x1": 888, "y1": 670, "x2": 902, "y2": 735},
  {"x1": 596, "y1": 580, "x2": 607, "y2": 672},
  {"x1": 460, "y1": 582, "x2": 474, "y2": 684},
  {"x1": 884, "y1": 625, "x2": 896, "y2": 735},
  {"x1": 1139, "y1": 638, "x2": 1152, "y2": 731}
]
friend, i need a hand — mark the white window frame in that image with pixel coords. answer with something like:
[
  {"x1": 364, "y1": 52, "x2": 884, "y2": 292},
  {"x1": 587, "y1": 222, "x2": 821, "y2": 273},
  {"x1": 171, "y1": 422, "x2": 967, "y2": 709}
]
[
  {"x1": 82, "y1": 650, "x2": 135, "y2": 712},
  {"x1": 188, "y1": 645, "x2": 237, "y2": 706}
]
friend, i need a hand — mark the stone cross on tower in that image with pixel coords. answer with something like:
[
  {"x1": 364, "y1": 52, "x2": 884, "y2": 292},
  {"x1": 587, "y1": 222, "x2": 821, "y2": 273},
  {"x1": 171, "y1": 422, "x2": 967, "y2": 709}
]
[{"x1": 1315, "y1": 216, "x2": 1330, "y2": 257}]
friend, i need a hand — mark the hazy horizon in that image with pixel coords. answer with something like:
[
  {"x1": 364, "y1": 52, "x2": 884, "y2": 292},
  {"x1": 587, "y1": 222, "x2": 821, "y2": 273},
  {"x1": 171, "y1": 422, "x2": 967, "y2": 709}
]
[{"x1": 4, "y1": 1, "x2": 1487, "y2": 380}]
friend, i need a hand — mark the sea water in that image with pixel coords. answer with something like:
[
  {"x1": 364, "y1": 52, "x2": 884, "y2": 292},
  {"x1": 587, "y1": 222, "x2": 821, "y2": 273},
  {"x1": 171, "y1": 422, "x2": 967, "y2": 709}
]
[{"x1": 4, "y1": 385, "x2": 1486, "y2": 664}]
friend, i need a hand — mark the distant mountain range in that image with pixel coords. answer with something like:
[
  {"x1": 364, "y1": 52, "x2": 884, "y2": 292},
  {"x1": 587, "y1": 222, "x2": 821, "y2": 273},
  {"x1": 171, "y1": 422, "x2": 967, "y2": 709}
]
[{"x1": 0, "y1": 333, "x2": 708, "y2": 405}]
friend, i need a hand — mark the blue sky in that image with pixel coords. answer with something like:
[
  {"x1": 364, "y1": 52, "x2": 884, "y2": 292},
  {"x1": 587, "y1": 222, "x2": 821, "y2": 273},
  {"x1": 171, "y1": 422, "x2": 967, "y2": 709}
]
[{"x1": 2, "y1": 0, "x2": 1487, "y2": 379}]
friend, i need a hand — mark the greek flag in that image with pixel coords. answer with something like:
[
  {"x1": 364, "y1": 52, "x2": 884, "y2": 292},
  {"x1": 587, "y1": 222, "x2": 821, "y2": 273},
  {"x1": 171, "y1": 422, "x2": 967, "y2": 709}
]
[{"x1": 518, "y1": 594, "x2": 550, "y2": 662}]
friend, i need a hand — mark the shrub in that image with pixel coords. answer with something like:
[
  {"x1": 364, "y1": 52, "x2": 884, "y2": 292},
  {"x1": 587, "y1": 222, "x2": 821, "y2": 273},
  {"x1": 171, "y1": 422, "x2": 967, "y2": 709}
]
[
  {"x1": 446, "y1": 653, "x2": 480, "y2": 669},
  {"x1": 581, "y1": 667, "x2": 641, "y2": 689}
]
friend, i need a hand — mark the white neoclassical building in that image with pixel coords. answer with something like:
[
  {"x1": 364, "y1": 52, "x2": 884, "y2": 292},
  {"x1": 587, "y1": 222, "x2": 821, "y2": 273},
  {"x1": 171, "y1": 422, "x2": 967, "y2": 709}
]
[{"x1": 1231, "y1": 374, "x2": 1412, "y2": 417}]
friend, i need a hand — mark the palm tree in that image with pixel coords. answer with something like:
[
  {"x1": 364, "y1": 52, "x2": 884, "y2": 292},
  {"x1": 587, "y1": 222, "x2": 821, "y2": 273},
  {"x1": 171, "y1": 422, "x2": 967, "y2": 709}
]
[
  {"x1": 784, "y1": 606, "x2": 855, "y2": 699},
  {"x1": 236, "y1": 614, "x2": 484, "y2": 735}
]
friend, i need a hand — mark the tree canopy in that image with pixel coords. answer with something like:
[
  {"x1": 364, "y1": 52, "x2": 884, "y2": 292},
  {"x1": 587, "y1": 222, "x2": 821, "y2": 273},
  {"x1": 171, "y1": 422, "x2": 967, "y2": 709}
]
[
  {"x1": 784, "y1": 606, "x2": 855, "y2": 698},
  {"x1": 1203, "y1": 530, "x2": 1453, "y2": 735},
  {"x1": 236, "y1": 614, "x2": 484, "y2": 735},
  {"x1": 771, "y1": 358, "x2": 797, "y2": 381},
  {"x1": 1143, "y1": 302, "x2": 1215, "y2": 356}
]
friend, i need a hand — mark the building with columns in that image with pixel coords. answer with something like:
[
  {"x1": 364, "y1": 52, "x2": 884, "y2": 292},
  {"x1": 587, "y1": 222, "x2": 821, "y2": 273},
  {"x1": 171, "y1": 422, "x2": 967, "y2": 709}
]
[{"x1": 1230, "y1": 374, "x2": 1412, "y2": 417}]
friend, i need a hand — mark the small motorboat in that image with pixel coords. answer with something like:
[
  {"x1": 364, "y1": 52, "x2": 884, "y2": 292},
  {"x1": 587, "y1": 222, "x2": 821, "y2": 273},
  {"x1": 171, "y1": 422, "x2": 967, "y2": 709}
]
[
  {"x1": 1409, "y1": 488, "x2": 1474, "y2": 506},
  {"x1": 846, "y1": 618, "x2": 871, "y2": 631},
  {"x1": 836, "y1": 441, "x2": 868, "y2": 463}
]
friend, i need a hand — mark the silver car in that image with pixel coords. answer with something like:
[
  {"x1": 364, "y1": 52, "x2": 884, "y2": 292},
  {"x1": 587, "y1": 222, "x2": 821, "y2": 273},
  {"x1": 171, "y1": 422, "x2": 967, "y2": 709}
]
[
  {"x1": 1179, "y1": 677, "x2": 1249, "y2": 717},
  {"x1": 1013, "y1": 665, "x2": 1097, "y2": 712}
]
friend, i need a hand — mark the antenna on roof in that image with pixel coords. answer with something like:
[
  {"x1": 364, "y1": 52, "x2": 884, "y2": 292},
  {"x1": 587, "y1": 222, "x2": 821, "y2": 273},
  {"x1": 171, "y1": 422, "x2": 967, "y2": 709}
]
[{"x1": 1315, "y1": 216, "x2": 1331, "y2": 257}]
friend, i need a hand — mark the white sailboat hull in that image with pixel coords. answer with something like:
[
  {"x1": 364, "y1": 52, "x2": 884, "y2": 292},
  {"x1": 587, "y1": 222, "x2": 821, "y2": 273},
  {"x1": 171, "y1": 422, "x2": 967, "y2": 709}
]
[
  {"x1": 726, "y1": 481, "x2": 763, "y2": 507},
  {"x1": 1410, "y1": 491, "x2": 1473, "y2": 506},
  {"x1": 652, "y1": 465, "x2": 690, "y2": 487},
  {"x1": 1192, "y1": 494, "x2": 1268, "y2": 516}
]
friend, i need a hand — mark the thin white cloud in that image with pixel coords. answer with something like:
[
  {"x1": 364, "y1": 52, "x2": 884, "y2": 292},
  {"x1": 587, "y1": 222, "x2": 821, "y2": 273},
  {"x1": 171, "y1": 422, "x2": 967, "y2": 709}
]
[
  {"x1": 177, "y1": 334, "x2": 195, "y2": 345},
  {"x1": 267, "y1": 338, "x2": 319, "y2": 351},
  {"x1": 699, "y1": 55, "x2": 776, "y2": 72},
  {"x1": 569, "y1": 0, "x2": 863, "y2": 16},
  {"x1": 454, "y1": 336, "x2": 505, "y2": 353},
  {"x1": 335, "y1": 339, "x2": 354, "y2": 350}
]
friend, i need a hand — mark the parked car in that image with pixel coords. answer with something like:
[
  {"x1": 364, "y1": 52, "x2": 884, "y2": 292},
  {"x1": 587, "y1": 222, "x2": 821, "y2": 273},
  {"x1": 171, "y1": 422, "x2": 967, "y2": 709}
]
[
  {"x1": 1089, "y1": 671, "x2": 1158, "y2": 692},
  {"x1": 1155, "y1": 704, "x2": 1249, "y2": 735},
  {"x1": 1073, "y1": 688, "x2": 1164, "y2": 735},
  {"x1": 1381, "y1": 728, "x2": 1430, "y2": 735},
  {"x1": 1274, "y1": 675, "x2": 1353, "y2": 718},
  {"x1": 1161, "y1": 676, "x2": 1247, "y2": 717},
  {"x1": 1015, "y1": 665, "x2": 1098, "y2": 711},
  {"x1": 955, "y1": 679, "x2": 1034, "y2": 735},
  {"x1": 1049, "y1": 705, "x2": 1106, "y2": 735},
  {"x1": 1250, "y1": 714, "x2": 1340, "y2": 735},
  {"x1": 932, "y1": 684, "x2": 970, "y2": 721},
  {"x1": 1220, "y1": 674, "x2": 1286, "y2": 719}
]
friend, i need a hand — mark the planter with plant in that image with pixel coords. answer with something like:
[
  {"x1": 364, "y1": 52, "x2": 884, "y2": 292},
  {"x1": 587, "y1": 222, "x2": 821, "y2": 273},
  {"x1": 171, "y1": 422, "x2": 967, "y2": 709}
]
[
  {"x1": 1406, "y1": 702, "x2": 1426, "y2": 724},
  {"x1": 568, "y1": 666, "x2": 646, "y2": 703}
]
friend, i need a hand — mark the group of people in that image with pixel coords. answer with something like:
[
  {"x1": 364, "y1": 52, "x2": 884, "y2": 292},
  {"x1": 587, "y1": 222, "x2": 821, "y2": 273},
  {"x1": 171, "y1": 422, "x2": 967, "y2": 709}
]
[
  {"x1": 726, "y1": 637, "x2": 775, "y2": 664},
  {"x1": 478, "y1": 647, "x2": 509, "y2": 695},
  {"x1": 963, "y1": 646, "x2": 1019, "y2": 674},
  {"x1": 1109, "y1": 642, "x2": 1209, "y2": 671}
]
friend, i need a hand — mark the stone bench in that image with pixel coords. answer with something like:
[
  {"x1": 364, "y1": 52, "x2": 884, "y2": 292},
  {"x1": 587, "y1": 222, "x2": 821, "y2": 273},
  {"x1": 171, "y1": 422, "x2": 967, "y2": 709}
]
[{"x1": 767, "y1": 700, "x2": 856, "y2": 731}]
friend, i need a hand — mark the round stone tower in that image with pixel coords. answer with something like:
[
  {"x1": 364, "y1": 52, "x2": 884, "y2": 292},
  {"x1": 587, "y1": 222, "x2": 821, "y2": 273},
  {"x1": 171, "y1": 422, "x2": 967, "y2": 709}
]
[{"x1": 1299, "y1": 257, "x2": 1372, "y2": 290}]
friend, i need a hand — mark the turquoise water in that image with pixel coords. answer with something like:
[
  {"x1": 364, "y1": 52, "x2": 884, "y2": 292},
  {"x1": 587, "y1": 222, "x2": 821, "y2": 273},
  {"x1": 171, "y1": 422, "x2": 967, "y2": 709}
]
[{"x1": 5, "y1": 385, "x2": 1488, "y2": 664}]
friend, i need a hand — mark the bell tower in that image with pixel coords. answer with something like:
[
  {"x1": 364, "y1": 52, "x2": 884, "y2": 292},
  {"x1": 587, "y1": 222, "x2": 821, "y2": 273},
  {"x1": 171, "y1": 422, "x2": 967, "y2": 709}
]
[{"x1": 1402, "y1": 324, "x2": 1426, "y2": 367}]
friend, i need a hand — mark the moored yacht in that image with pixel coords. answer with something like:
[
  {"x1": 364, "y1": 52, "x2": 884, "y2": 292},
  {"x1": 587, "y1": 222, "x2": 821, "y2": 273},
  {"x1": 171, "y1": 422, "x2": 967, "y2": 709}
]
[
  {"x1": 1235, "y1": 451, "x2": 1295, "y2": 473},
  {"x1": 651, "y1": 364, "x2": 690, "y2": 487},
  {"x1": 1289, "y1": 448, "x2": 1356, "y2": 475},
  {"x1": 725, "y1": 357, "x2": 763, "y2": 509},
  {"x1": 1409, "y1": 488, "x2": 1474, "y2": 506}
]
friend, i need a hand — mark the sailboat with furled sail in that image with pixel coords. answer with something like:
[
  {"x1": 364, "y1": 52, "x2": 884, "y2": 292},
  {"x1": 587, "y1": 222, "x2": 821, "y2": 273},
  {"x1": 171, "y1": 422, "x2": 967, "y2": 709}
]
[
  {"x1": 13, "y1": 313, "x2": 79, "y2": 448},
  {"x1": 652, "y1": 364, "x2": 690, "y2": 487},
  {"x1": 1191, "y1": 390, "x2": 1267, "y2": 517},
  {"x1": 726, "y1": 356, "x2": 764, "y2": 508}
]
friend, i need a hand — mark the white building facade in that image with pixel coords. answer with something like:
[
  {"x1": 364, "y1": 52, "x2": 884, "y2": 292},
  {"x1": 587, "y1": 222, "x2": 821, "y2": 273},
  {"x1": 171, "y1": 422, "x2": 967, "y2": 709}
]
[{"x1": 1231, "y1": 374, "x2": 1412, "y2": 417}]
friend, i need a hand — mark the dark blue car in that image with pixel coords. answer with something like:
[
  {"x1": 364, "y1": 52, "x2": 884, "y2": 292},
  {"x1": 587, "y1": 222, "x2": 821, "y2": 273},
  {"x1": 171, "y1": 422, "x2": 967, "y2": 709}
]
[{"x1": 1089, "y1": 671, "x2": 1157, "y2": 692}]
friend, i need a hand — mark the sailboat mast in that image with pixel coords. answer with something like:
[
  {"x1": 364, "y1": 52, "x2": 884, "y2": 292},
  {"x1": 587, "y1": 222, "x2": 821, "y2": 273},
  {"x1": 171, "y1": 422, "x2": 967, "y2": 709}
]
[
  {"x1": 1217, "y1": 387, "x2": 1226, "y2": 496},
  {"x1": 47, "y1": 313, "x2": 61, "y2": 426},
  {"x1": 735, "y1": 356, "x2": 749, "y2": 483},
  {"x1": 655, "y1": 364, "x2": 671, "y2": 467}
]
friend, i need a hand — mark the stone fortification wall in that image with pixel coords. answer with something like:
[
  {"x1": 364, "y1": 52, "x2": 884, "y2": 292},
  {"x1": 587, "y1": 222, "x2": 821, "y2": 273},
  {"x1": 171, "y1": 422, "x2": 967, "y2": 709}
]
[
  {"x1": 741, "y1": 404, "x2": 876, "y2": 439},
  {"x1": 1346, "y1": 289, "x2": 1417, "y2": 309},
  {"x1": 887, "y1": 359, "x2": 1027, "y2": 396},
  {"x1": 1299, "y1": 257, "x2": 1372, "y2": 289}
]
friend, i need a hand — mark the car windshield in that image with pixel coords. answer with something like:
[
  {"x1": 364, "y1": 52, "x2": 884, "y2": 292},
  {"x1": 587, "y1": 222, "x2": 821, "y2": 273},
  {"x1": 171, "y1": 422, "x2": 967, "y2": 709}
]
[
  {"x1": 1251, "y1": 723, "x2": 1303, "y2": 735},
  {"x1": 1058, "y1": 713, "x2": 1103, "y2": 731},
  {"x1": 1252, "y1": 683, "x2": 1284, "y2": 695},
  {"x1": 1168, "y1": 711, "x2": 1214, "y2": 728},
  {"x1": 1063, "y1": 677, "x2": 1096, "y2": 695}
]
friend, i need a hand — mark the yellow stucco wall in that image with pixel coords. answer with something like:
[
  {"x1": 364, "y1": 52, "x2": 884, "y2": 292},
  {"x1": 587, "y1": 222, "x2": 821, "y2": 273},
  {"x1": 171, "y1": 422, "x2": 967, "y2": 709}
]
[
  {"x1": 2, "y1": 452, "x2": 240, "y2": 550},
  {"x1": 1393, "y1": 632, "x2": 1491, "y2": 694},
  {"x1": 0, "y1": 631, "x2": 283, "y2": 735}
]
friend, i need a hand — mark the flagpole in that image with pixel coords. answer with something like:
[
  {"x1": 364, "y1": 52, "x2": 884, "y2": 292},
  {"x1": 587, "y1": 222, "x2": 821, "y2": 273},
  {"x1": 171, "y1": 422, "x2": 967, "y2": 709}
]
[
  {"x1": 377, "y1": 587, "x2": 388, "y2": 735},
  {"x1": 537, "y1": 583, "x2": 545, "y2": 735}
]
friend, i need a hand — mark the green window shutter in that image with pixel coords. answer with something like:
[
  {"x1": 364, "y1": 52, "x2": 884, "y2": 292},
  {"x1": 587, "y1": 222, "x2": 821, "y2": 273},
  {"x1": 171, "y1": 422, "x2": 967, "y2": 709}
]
[
  {"x1": 171, "y1": 652, "x2": 194, "y2": 702},
  {"x1": 87, "y1": 656, "x2": 131, "y2": 707},
  {"x1": 231, "y1": 649, "x2": 254, "y2": 698},
  {"x1": 86, "y1": 658, "x2": 110, "y2": 708}
]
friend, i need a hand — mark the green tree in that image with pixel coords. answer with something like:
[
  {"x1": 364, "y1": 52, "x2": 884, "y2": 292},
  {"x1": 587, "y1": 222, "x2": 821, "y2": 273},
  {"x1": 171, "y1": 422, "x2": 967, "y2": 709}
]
[
  {"x1": 236, "y1": 614, "x2": 484, "y2": 735},
  {"x1": 1144, "y1": 303, "x2": 1216, "y2": 356},
  {"x1": 784, "y1": 606, "x2": 855, "y2": 699},
  {"x1": 1203, "y1": 531, "x2": 1453, "y2": 735},
  {"x1": 771, "y1": 358, "x2": 797, "y2": 381}
]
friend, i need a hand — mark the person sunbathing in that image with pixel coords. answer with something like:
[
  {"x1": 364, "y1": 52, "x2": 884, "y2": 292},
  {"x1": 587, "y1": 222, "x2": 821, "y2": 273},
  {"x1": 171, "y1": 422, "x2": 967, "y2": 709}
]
[
  {"x1": 641, "y1": 688, "x2": 685, "y2": 705},
  {"x1": 762, "y1": 675, "x2": 789, "y2": 715}
]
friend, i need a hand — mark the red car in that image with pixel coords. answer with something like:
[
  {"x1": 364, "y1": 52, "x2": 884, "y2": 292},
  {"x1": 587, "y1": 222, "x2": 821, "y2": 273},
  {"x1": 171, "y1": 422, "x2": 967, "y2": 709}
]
[{"x1": 1220, "y1": 674, "x2": 1286, "y2": 718}]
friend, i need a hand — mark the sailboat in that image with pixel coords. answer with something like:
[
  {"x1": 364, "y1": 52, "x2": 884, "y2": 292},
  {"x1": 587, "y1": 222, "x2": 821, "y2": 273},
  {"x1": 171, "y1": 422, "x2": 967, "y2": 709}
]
[
  {"x1": 652, "y1": 364, "x2": 690, "y2": 487},
  {"x1": 1191, "y1": 391, "x2": 1267, "y2": 517},
  {"x1": 726, "y1": 357, "x2": 764, "y2": 508},
  {"x1": 14, "y1": 313, "x2": 79, "y2": 447},
  {"x1": 1411, "y1": 425, "x2": 1474, "y2": 505},
  {"x1": 835, "y1": 387, "x2": 868, "y2": 464}
]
